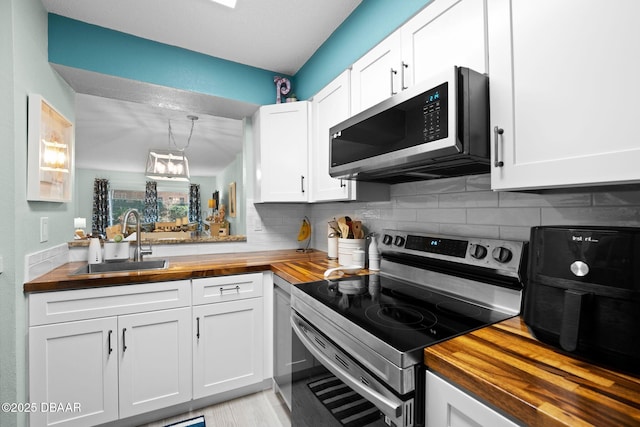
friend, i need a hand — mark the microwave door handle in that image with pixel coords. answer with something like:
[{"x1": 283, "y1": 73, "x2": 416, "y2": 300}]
[{"x1": 291, "y1": 315, "x2": 405, "y2": 423}]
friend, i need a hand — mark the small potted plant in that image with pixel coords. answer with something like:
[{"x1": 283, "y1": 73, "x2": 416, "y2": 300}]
[{"x1": 286, "y1": 93, "x2": 298, "y2": 102}]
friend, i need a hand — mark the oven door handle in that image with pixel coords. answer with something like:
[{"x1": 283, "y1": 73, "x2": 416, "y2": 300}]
[{"x1": 291, "y1": 314, "x2": 408, "y2": 425}]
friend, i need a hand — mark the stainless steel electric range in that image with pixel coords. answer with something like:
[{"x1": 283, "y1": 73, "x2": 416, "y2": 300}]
[{"x1": 290, "y1": 230, "x2": 527, "y2": 427}]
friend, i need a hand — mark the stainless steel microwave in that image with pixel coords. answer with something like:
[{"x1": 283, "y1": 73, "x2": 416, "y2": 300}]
[{"x1": 329, "y1": 66, "x2": 489, "y2": 183}]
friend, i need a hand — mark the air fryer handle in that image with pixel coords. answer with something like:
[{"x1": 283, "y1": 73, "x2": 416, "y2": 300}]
[{"x1": 559, "y1": 290, "x2": 589, "y2": 352}]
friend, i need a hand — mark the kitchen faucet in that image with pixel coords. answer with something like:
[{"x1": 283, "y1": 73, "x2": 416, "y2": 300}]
[{"x1": 122, "y1": 208, "x2": 152, "y2": 261}]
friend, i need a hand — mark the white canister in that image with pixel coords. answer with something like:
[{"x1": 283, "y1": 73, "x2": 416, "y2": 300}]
[
  {"x1": 338, "y1": 238, "x2": 365, "y2": 266},
  {"x1": 327, "y1": 236, "x2": 338, "y2": 260},
  {"x1": 87, "y1": 238, "x2": 103, "y2": 264},
  {"x1": 351, "y1": 249, "x2": 365, "y2": 267}
]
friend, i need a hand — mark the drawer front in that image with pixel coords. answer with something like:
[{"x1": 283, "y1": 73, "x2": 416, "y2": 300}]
[
  {"x1": 29, "y1": 280, "x2": 191, "y2": 326},
  {"x1": 192, "y1": 273, "x2": 263, "y2": 305}
]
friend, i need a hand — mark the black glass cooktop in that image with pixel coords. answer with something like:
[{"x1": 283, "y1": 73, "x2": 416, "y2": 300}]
[{"x1": 295, "y1": 274, "x2": 514, "y2": 353}]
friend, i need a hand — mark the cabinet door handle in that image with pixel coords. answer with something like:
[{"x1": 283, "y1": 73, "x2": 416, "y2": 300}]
[
  {"x1": 301, "y1": 175, "x2": 305, "y2": 193},
  {"x1": 340, "y1": 179, "x2": 346, "y2": 188},
  {"x1": 390, "y1": 68, "x2": 398, "y2": 95},
  {"x1": 219, "y1": 285, "x2": 240, "y2": 295},
  {"x1": 401, "y1": 61, "x2": 409, "y2": 90},
  {"x1": 122, "y1": 328, "x2": 127, "y2": 353},
  {"x1": 196, "y1": 317, "x2": 200, "y2": 340},
  {"x1": 108, "y1": 330, "x2": 113, "y2": 354},
  {"x1": 493, "y1": 126, "x2": 505, "y2": 167}
]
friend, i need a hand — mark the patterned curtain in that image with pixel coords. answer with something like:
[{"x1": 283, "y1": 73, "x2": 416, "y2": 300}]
[
  {"x1": 91, "y1": 178, "x2": 110, "y2": 237},
  {"x1": 189, "y1": 183, "x2": 201, "y2": 227},
  {"x1": 143, "y1": 181, "x2": 158, "y2": 224}
]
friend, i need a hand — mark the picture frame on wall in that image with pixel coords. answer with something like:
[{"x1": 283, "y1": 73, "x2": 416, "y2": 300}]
[
  {"x1": 228, "y1": 182, "x2": 237, "y2": 218},
  {"x1": 27, "y1": 94, "x2": 74, "y2": 202}
]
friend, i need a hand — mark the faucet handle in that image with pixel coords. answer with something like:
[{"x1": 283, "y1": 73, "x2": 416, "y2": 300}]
[{"x1": 140, "y1": 241, "x2": 153, "y2": 256}]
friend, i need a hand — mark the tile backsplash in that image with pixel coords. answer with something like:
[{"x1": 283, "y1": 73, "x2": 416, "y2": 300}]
[
  {"x1": 305, "y1": 174, "x2": 640, "y2": 251},
  {"x1": 25, "y1": 243, "x2": 69, "y2": 282}
]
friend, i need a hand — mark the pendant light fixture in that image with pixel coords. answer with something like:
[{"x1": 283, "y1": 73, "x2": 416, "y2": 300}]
[{"x1": 145, "y1": 115, "x2": 198, "y2": 182}]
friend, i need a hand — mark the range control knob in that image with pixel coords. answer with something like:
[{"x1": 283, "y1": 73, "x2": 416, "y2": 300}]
[
  {"x1": 469, "y1": 244, "x2": 488, "y2": 259},
  {"x1": 492, "y1": 246, "x2": 513, "y2": 263},
  {"x1": 382, "y1": 234, "x2": 393, "y2": 246},
  {"x1": 394, "y1": 236, "x2": 406, "y2": 247}
]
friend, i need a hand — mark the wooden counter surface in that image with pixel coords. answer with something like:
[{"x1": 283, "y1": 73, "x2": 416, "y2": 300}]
[
  {"x1": 24, "y1": 249, "x2": 337, "y2": 292},
  {"x1": 424, "y1": 316, "x2": 640, "y2": 427}
]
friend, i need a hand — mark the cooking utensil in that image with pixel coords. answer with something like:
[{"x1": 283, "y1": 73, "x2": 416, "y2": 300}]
[{"x1": 352, "y1": 221, "x2": 364, "y2": 239}]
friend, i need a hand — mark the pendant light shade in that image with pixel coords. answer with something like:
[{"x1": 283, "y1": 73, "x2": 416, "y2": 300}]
[
  {"x1": 145, "y1": 115, "x2": 197, "y2": 182},
  {"x1": 145, "y1": 149, "x2": 190, "y2": 181}
]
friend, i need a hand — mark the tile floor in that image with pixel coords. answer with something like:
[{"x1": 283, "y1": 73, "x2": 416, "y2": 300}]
[{"x1": 140, "y1": 390, "x2": 291, "y2": 427}]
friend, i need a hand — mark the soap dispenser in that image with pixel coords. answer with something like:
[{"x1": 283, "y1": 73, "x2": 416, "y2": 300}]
[{"x1": 88, "y1": 238, "x2": 103, "y2": 264}]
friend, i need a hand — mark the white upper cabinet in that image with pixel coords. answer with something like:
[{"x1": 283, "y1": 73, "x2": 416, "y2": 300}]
[
  {"x1": 401, "y1": 0, "x2": 488, "y2": 87},
  {"x1": 351, "y1": 31, "x2": 403, "y2": 114},
  {"x1": 488, "y1": 0, "x2": 640, "y2": 190},
  {"x1": 310, "y1": 71, "x2": 390, "y2": 202},
  {"x1": 310, "y1": 70, "x2": 352, "y2": 201},
  {"x1": 254, "y1": 101, "x2": 310, "y2": 202},
  {"x1": 351, "y1": 0, "x2": 488, "y2": 115}
]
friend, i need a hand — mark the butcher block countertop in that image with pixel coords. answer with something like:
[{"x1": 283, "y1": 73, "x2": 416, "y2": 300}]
[
  {"x1": 424, "y1": 316, "x2": 640, "y2": 427},
  {"x1": 23, "y1": 249, "x2": 336, "y2": 293}
]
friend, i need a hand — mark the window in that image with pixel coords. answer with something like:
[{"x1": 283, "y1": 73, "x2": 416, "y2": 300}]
[{"x1": 110, "y1": 188, "x2": 189, "y2": 224}]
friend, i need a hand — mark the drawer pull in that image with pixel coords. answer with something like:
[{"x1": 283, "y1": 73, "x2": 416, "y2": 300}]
[{"x1": 220, "y1": 285, "x2": 240, "y2": 295}]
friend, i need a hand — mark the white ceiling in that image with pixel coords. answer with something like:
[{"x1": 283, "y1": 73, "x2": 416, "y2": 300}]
[
  {"x1": 41, "y1": 0, "x2": 363, "y2": 176},
  {"x1": 75, "y1": 93, "x2": 245, "y2": 176}
]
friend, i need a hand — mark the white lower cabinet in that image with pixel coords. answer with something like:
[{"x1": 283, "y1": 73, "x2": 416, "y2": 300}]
[
  {"x1": 192, "y1": 298, "x2": 263, "y2": 398},
  {"x1": 118, "y1": 307, "x2": 192, "y2": 419},
  {"x1": 29, "y1": 317, "x2": 119, "y2": 427},
  {"x1": 426, "y1": 371, "x2": 520, "y2": 427},
  {"x1": 29, "y1": 280, "x2": 195, "y2": 427},
  {"x1": 192, "y1": 273, "x2": 264, "y2": 399},
  {"x1": 29, "y1": 275, "x2": 269, "y2": 426}
]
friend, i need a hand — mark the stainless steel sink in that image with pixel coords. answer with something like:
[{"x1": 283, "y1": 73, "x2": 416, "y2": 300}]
[{"x1": 72, "y1": 259, "x2": 168, "y2": 275}]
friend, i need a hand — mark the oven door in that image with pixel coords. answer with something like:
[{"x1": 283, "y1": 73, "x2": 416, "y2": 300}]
[{"x1": 291, "y1": 311, "x2": 416, "y2": 427}]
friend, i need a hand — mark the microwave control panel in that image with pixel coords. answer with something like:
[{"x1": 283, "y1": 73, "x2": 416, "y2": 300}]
[{"x1": 422, "y1": 81, "x2": 448, "y2": 143}]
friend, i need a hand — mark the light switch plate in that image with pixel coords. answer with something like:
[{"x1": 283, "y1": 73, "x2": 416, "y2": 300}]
[{"x1": 40, "y1": 217, "x2": 49, "y2": 242}]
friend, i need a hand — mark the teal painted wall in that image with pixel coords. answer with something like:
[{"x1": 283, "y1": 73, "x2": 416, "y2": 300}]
[
  {"x1": 47, "y1": 1, "x2": 432, "y2": 105},
  {"x1": 294, "y1": 0, "x2": 432, "y2": 100},
  {"x1": 48, "y1": 14, "x2": 287, "y2": 106},
  {"x1": 216, "y1": 152, "x2": 245, "y2": 235},
  {"x1": 2, "y1": 1, "x2": 76, "y2": 426}
]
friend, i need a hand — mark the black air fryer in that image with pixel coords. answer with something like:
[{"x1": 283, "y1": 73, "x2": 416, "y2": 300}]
[{"x1": 524, "y1": 226, "x2": 640, "y2": 373}]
